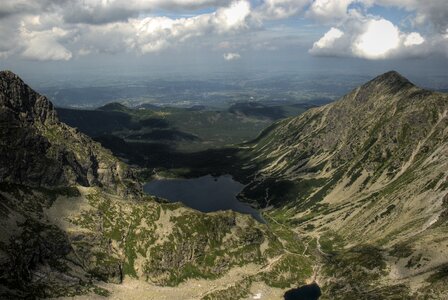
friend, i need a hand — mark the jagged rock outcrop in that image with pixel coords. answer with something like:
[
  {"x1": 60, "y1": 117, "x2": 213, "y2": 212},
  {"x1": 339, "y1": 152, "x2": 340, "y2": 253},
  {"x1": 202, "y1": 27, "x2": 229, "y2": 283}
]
[
  {"x1": 0, "y1": 70, "x2": 57, "y2": 124},
  {"x1": 0, "y1": 71, "x2": 143, "y2": 297},
  {"x1": 0, "y1": 71, "x2": 139, "y2": 196}
]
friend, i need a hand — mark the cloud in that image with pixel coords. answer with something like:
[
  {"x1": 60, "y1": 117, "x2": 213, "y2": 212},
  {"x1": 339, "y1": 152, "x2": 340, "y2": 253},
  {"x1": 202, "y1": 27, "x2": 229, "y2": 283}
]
[
  {"x1": 0, "y1": 0, "x2": 64, "y2": 19},
  {"x1": 20, "y1": 27, "x2": 73, "y2": 61},
  {"x1": 312, "y1": 27, "x2": 344, "y2": 50},
  {"x1": 0, "y1": 0, "x2": 233, "y2": 24},
  {"x1": 0, "y1": 20, "x2": 19, "y2": 58},
  {"x1": 62, "y1": 0, "x2": 233, "y2": 25},
  {"x1": 76, "y1": 22, "x2": 135, "y2": 55},
  {"x1": 306, "y1": 0, "x2": 448, "y2": 58},
  {"x1": 365, "y1": 0, "x2": 448, "y2": 33},
  {"x1": 310, "y1": 16, "x2": 428, "y2": 60},
  {"x1": 307, "y1": 0, "x2": 354, "y2": 22},
  {"x1": 403, "y1": 32, "x2": 424, "y2": 47},
  {"x1": 214, "y1": 0, "x2": 252, "y2": 32},
  {"x1": 223, "y1": 52, "x2": 241, "y2": 60},
  {"x1": 0, "y1": 0, "x2": 252, "y2": 60},
  {"x1": 352, "y1": 19, "x2": 400, "y2": 59},
  {"x1": 130, "y1": 0, "x2": 251, "y2": 54},
  {"x1": 0, "y1": 0, "x2": 447, "y2": 62},
  {"x1": 0, "y1": 12, "x2": 75, "y2": 61},
  {"x1": 254, "y1": 0, "x2": 310, "y2": 20}
]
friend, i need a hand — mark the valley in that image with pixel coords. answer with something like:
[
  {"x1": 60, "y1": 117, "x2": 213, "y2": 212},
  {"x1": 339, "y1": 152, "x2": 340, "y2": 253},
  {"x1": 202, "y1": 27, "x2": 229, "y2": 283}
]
[
  {"x1": 56, "y1": 101, "x2": 310, "y2": 152},
  {"x1": 0, "y1": 70, "x2": 447, "y2": 299}
]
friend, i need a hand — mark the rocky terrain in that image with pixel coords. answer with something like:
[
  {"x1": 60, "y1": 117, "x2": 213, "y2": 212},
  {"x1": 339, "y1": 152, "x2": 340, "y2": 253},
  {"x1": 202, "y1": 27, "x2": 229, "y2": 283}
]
[
  {"x1": 0, "y1": 71, "x2": 312, "y2": 299},
  {"x1": 0, "y1": 71, "x2": 139, "y2": 196},
  {"x1": 0, "y1": 70, "x2": 447, "y2": 299},
  {"x1": 238, "y1": 71, "x2": 448, "y2": 298}
]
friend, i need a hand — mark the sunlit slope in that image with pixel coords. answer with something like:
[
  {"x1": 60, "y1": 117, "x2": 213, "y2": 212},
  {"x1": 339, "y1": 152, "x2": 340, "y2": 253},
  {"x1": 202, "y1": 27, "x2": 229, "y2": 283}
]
[{"x1": 241, "y1": 71, "x2": 448, "y2": 298}]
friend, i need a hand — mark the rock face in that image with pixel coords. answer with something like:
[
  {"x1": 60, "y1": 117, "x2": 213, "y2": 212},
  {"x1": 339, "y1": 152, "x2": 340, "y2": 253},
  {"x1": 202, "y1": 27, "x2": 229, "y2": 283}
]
[
  {"x1": 0, "y1": 70, "x2": 139, "y2": 195},
  {"x1": 0, "y1": 71, "x2": 141, "y2": 297},
  {"x1": 0, "y1": 70, "x2": 57, "y2": 124},
  {"x1": 241, "y1": 71, "x2": 448, "y2": 298}
]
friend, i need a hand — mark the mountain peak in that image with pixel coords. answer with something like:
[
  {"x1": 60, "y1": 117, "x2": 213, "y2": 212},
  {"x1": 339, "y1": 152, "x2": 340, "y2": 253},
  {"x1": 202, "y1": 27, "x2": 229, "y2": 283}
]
[
  {"x1": 0, "y1": 70, "x2": 57, "y2": 124},
  {"x1": 0, "y1": 70, "x2": 26, "y2": 86},
  {"x1": 0, "y1": 70, "x2": 19, "y2": 78},
  {"x1": 97, "y1": 102, "x2": 128, "y2": 111},
  {"x1": 349, "y1": 71, "x2": 415, "y2": 104},
  {"x1": 368, "y1": 70, "x2": 413, "y2": 88}
]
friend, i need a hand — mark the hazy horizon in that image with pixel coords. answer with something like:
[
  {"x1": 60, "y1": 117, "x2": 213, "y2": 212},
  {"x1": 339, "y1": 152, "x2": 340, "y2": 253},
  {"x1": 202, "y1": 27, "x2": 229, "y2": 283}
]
[{"x1": 1, "y1": 0, "x2": 448, "y2": 107}]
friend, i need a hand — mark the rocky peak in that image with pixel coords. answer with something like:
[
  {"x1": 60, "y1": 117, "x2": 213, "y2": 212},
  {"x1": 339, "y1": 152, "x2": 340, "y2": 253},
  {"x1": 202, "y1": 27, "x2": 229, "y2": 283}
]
[
  {"x1": 366, "y1": 70, "x2": 414, "y2": 90},
  {"x1": 371, "y1": 70, "x2": 410, "y2": 84},
  {"x1": 350, "y1": 70, "x2": 415, "y2": 103},
  {"x1": 0, "y1": 70, "x2": 57, "y2": 125},
  {"x1": 0, "y1": 71, "x2": 140, "y2": 195}
]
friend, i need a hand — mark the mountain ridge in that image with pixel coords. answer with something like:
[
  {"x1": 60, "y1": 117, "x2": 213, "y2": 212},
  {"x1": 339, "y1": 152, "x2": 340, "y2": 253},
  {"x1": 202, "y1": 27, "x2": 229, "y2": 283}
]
[
  {"x1": 0, "y1": 70, "x2": 447, "y2": 299},
  {"x1": 236, "y1": 71, "x2": 448, "y2": 298}
]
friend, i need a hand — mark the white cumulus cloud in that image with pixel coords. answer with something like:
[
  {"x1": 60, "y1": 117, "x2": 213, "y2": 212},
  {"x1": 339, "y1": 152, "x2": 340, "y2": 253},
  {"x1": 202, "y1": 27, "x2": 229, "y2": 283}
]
[
  {"x1": 129, "y1": 0, "x2": 251, "y2": 54},
  {"x1": 352, "y1": 19, "x2": 400, "y2": 59},
  {"x1": 0, "y1": 0, "x2": 253, "y2": 60},
  {"x1": 403, "y1": 32, "x2": 424, "y2": 47},
  {"x1": 223, "y1": 52, "x2": 241, "y2": 60},
  {"x1": 0, "y1": 0, "x2": 447, "y2": 61},
  {"x1": 307, "y1": 0, "x2": 354, "y2": 22},
  {"x1": 20, "y1": 30, "x2": 73, "y2": 61},
  {"x1": 18, "y1": 17, "x2": 75, "y2": 61},
  {"x1": 312, "y1": 27, "x2": 344, "y2": 50},
  {"x1": 254, "y1": 0, "x2": 310, "y2": 21},
  {"x1": 310, "y1": 15, "x2": 430, "y2": 60}
]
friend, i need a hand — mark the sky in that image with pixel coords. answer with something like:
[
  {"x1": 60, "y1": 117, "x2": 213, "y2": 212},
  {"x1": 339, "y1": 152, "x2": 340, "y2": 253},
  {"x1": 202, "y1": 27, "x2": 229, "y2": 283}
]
[{"x1": 0, "y1": 0, "x2": 448, "y2": 85}]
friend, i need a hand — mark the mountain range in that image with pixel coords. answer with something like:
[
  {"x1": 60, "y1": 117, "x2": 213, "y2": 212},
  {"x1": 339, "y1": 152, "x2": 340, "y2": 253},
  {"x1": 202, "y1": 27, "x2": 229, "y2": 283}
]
[{"x1": 0, "y1": 70, "x2": 447, "y2": 299}]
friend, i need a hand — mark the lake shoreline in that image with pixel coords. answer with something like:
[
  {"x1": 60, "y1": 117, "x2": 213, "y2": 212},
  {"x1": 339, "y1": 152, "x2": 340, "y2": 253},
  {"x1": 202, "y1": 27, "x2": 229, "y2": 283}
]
[{"x1": 143, "y1": 174, "x2": 265, "y2": 223}]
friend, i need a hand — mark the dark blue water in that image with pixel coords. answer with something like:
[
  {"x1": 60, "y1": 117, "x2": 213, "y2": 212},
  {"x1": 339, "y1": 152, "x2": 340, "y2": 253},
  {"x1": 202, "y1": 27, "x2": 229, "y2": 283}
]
[
  {"x1": 284, "y1": 283, "x2": 321, "y2": 300},
  {"x1": 143, "y1": 175, "x2": 264, "y2": 223}
]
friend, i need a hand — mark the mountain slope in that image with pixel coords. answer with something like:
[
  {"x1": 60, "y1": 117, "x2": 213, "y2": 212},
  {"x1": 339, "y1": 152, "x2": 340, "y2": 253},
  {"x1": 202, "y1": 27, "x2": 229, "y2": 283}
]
[
  {"x1": 239, "y1": 71, "x2": 448, "y2": 298},
  {"x1": 0, "y1": 71, "x2": 311, "y2": 299},
  {"x1": 2, "y1": 70, "x2": 447, "y2": 299},
  {"x1": 0, "y1": 71, "x2": 139, "y2": 195}
]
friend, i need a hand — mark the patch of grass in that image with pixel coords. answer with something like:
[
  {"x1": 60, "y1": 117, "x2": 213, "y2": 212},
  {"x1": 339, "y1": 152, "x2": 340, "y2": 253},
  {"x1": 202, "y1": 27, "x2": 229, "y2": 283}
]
[
  {"x1": 389, "y1": 243, "x2": 413, "y2": 259},
  {"x1": 324, "y1": 244, "x2": 387, "y2": 281},
  {"x1": 92, "y1": 286, "x2": 111, "y2": 298},
  {"x1": 258, "y1": 254, "x2": 313, "y2": 288},
  {"x1": 319, "y1": 231, "x2": 345, "y2": 254},
  {"x1": 423, "y1": 172, "x2": 445, "y2": 191},
  {"x1": 426, "y1": 264, "x2": 448, "y2": 283}
]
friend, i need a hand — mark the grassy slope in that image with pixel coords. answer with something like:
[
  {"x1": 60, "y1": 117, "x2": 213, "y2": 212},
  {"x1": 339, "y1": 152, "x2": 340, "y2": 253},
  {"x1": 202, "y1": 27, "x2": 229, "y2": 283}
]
[{"x1": 0, "y1": 183, "x2": 316, "y2": 299}]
